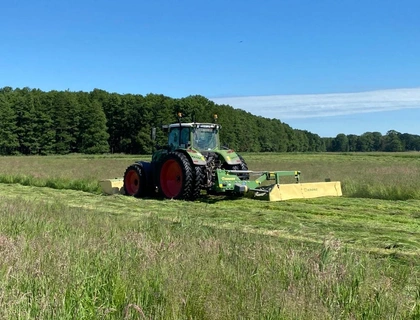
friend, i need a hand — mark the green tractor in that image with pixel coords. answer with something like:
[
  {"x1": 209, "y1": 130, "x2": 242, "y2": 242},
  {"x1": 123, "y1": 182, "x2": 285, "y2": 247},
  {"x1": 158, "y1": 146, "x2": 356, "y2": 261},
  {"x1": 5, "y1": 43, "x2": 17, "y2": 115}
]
[
  {"x1": 100, "y1": 114, "x2": 342, "y2": 201},
  {"x1": 123, "y1": 115, "x2": 249, "y2": 200}
]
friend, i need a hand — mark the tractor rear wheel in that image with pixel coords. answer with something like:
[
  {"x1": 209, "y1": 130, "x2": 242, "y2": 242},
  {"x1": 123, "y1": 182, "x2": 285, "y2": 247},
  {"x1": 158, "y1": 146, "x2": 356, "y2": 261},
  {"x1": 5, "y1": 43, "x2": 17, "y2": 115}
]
[
  {"x1": 124, "y1": 164, "x2": 147, "y2": 197},
  {"x1": 159, "y1": 151, "x2": 194, "y2": 199}
]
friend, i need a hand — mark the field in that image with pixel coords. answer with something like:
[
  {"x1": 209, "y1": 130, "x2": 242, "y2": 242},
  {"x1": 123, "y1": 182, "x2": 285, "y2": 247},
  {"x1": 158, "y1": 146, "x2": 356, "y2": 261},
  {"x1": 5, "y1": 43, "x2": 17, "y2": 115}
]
[{"x1": 1, "y1": 153, "x2": 420, "y2": 319}]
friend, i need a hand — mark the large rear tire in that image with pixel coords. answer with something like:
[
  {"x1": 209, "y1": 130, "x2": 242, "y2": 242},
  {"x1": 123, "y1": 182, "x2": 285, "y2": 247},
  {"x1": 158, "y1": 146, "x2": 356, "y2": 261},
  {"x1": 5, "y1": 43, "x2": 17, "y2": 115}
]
[
  {"x1": 124, "y1": 164, "x2": 147, "y2": 197},
  {"x1": 159, "y1": 152, "x2": 194, "y2": 199}
]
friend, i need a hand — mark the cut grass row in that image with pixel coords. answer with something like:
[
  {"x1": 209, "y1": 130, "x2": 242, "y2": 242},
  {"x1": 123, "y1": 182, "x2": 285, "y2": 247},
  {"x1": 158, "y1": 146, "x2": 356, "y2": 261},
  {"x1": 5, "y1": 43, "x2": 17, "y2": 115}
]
[{"x1": 3, "y1": 183, "x2": 420, "y2": 258}]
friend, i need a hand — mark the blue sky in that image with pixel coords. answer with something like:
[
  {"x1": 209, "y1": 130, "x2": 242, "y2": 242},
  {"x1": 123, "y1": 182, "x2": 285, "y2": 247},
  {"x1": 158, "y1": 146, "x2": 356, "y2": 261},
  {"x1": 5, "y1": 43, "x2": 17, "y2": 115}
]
[{"x1": 1, "y1": 0, "x2": 420, "y2": 137}]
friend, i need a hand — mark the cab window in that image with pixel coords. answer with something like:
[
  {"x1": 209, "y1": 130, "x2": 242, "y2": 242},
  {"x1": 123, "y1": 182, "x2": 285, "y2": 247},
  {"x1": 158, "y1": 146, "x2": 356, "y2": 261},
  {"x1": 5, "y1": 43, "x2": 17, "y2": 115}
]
[
  {"x1": 168, "y1": 128, "x2": 180, "y2": 148},
  {"x1": 180, "y1": 128, "x2": 190, "y2": 147}
]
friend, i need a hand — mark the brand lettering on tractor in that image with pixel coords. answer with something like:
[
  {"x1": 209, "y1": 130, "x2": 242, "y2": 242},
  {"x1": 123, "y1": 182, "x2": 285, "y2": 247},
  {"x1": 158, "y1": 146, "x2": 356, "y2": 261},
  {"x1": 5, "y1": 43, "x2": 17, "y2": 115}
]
[
  {"x1": 304, "y1": 188, "x2": 318, "y2": 192},
  {"x1": 221, "y1": 177, "x2": 236, "y2": 181}
]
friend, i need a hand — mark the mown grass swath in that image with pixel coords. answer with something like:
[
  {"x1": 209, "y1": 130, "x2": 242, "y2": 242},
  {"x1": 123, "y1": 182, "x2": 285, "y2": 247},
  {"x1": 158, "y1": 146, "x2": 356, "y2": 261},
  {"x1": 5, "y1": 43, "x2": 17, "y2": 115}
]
[{"x1": 1, "y1": 196, "x2": 420, "y2": 319}]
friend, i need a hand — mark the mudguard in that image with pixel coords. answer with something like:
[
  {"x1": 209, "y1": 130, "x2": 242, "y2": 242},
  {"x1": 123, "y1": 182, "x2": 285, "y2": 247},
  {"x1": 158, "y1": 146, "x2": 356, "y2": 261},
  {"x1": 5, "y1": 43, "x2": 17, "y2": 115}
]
[
  {"x1": 184, "y1": 149, "x2": 207, "y2": 165},
  {"x1": 216, "y1": 149, "x2": 243, "y2": 166}
]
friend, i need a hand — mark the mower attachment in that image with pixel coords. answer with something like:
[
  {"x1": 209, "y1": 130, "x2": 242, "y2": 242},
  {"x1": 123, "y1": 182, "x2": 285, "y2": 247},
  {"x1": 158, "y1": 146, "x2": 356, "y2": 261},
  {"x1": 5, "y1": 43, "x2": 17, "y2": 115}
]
[{"x1": 216, "y1": 169, "x2": 342, "y2": 201}]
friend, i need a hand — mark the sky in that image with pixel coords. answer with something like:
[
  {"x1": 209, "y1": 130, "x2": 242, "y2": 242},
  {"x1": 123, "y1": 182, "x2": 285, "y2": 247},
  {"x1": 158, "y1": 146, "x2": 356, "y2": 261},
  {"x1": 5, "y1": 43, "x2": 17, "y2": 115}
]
[{"x1": 1, "y1": 0, "x2": 420, "y2": 137}]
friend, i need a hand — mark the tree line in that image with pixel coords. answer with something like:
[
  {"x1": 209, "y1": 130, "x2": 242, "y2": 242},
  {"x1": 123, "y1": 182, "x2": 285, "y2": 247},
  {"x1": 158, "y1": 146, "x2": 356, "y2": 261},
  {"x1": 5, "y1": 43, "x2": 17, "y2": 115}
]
[
  {"x1": 324, "y1": 131, "x2": 420, "y2": 152},
  {"x1": 0, "y1": 87, "x2": 419, "y2": 155}
]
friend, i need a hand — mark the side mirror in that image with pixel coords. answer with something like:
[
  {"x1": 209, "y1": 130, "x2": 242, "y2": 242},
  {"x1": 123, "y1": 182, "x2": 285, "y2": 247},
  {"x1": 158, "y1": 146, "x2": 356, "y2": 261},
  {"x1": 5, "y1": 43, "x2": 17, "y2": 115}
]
[{"x1": 151, "y1": 127, "x2": 156, "y2": 141}]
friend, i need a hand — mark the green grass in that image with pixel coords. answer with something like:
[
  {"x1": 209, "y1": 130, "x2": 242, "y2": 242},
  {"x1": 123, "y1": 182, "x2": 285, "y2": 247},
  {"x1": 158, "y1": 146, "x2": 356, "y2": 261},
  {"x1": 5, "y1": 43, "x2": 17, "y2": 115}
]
[
  {"x1": 1, "y1": 152, "x2": 419, "y2": 200},
  {"x1": 0, "y1": 174, "x2": 102, "y2": 193},
  {"x1": 1, "y1": 191, "x2": 420, "y2": 319},
  {"x1": 1, "y1": 152, "x2": 420, "y2": 318},
  {"x1": 244, "y1": 152, "x2": 420, "y2": 200}
]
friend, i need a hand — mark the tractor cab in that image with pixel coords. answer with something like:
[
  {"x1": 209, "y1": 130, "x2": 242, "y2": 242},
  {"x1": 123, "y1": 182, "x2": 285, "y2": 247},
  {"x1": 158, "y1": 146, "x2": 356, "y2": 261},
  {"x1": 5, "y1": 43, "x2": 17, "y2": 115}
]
[{"x1": 166, "y1": 123, "x2": 220, "y2": 152}]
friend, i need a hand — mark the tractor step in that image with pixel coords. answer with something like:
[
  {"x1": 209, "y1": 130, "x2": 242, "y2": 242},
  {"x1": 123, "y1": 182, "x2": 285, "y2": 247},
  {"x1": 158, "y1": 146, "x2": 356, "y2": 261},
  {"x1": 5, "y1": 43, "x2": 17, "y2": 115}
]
[{"x1": 224, "y1": 170, "x2": 254, "y2": 174}]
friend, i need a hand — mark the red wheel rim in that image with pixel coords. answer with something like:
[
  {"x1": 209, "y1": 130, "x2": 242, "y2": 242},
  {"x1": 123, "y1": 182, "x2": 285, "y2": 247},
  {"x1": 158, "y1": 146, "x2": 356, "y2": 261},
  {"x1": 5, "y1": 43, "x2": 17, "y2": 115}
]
[
  {"x1": 125, "y1": 169, "x2": 140, "y2": 195},
  {"x1": 160, "y1": 159, "x2": 183, "y2": 198}
]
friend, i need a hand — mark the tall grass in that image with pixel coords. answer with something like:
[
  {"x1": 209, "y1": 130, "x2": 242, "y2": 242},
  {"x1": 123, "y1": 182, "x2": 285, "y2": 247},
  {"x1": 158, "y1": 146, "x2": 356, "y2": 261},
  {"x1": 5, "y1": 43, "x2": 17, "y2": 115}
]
[
  {"x1": 0, "y1": 174, "x2": 102, "y2": 193},
  {"x1": 245, "y1": 152, "x2": 420, "y2": 200},
  {"x1": 1, "y1": 197, "x2": 420, "y2": 319}
]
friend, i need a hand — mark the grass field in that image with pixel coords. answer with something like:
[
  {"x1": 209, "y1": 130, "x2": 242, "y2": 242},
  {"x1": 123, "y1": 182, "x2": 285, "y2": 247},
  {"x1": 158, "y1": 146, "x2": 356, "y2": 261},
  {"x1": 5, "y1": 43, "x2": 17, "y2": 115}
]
[{"x1": 1, "y1": 152, "x2": 420, "y2": 319}]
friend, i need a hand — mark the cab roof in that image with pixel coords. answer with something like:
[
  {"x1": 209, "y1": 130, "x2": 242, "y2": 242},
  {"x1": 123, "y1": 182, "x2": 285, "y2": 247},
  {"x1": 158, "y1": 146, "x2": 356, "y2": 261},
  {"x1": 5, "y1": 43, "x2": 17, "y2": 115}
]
[{"x1": 165, "y1": 123, "x2": 220, "y2": 129}]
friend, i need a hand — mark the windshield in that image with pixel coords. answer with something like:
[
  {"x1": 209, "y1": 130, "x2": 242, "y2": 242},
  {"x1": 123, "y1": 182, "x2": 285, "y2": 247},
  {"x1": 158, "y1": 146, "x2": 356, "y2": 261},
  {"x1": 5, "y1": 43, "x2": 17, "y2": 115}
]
[{"x1": 193, "y1": 127, "x2": 217, "y2": 151}]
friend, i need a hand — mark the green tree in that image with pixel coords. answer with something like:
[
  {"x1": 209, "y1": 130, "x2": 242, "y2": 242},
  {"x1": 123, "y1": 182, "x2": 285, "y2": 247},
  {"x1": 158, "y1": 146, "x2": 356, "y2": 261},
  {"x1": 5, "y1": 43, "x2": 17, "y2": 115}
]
[
  {"x1": 372, "y1": 132, "x2": 383, "y2": 151},
  {"x1": 78, "y1": 98, "x2": 110, "y2": 154},
  {"x1": 52, "y1": 91, "x2": 80, "y2": 154},
  {"x1": 271, "y1": 120, "x2": 288, "y2": 152},
  {"x1": 400, "y1": 133, "x2": 420, "y2": 151},
  {"x1": 332, "y1": 134, "x2": 349, "y2": 152},
  {"x1": 285, "y1": 126, "x2": 300, "y2": 152},
  {"x1": 35, "y1": 90, "x2": 56, "y2": 155},
  {"x1": 306, "y1": 131, "x2": 325, "y2": 152},
  {"x1": 0, "y1": 94, "x2": 19, "y2": 155},
  {"x1": 101, "y1": 93, "x2": 127, "y2": 153},
  {"x1": 347, "y1": 134, "x2": 359, "y2": 152},
  {"x1": 12, "y1": 88, "x2": 38, "y2": 154},
  {"x1": 357, "y1": 132, "x2": 374, "y2": 152},
  {"x1": 291, "y1": 130, "x2": 309, "y2": 152},
  {"x1": 384, "y1": 130, "x2": 403, "y2": 152}
]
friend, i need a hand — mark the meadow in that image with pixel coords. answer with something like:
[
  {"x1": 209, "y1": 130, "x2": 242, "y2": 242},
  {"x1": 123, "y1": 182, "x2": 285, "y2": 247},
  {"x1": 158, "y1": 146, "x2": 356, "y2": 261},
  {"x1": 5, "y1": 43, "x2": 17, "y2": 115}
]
[{"x1": 1, "y1": 152, "x2": 420, "y2": 319}]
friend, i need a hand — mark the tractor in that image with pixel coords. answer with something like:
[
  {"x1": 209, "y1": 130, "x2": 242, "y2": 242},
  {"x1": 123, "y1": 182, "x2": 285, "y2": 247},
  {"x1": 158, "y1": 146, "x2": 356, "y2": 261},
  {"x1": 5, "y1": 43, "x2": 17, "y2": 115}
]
[
  {"x1": 100, "y1": 114, "x2": 342, "y2": 201},
  {"x1": 123, "y1": 114, "x2": 250, "y2": 200}
]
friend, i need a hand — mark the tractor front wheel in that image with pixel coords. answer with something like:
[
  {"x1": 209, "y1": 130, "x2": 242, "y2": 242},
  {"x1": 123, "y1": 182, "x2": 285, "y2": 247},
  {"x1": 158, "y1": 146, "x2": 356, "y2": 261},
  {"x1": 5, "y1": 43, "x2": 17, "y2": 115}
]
[
  {"x1": 124, "y1": 164, "x2": 147, "y2": 197},
  {"x1": 191, "y1": 165, "x2": 204, "y2": 200},
  {"x1": 237, "y1": 154, "x2": 250, "y2": 180},
  {"x1": 222, "y1": 154, "x2": 250, "y2": 180},
  {"x1": 159, "y1": 152, "x2": 194, "y2": 200}
]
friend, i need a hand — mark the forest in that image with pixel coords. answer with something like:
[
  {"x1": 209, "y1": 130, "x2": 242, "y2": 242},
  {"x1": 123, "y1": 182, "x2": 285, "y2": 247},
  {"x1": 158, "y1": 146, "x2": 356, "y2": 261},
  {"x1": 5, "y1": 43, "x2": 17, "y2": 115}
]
[{"x1": 0, "y1": 86, "x2": 419, "y2": 155}]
